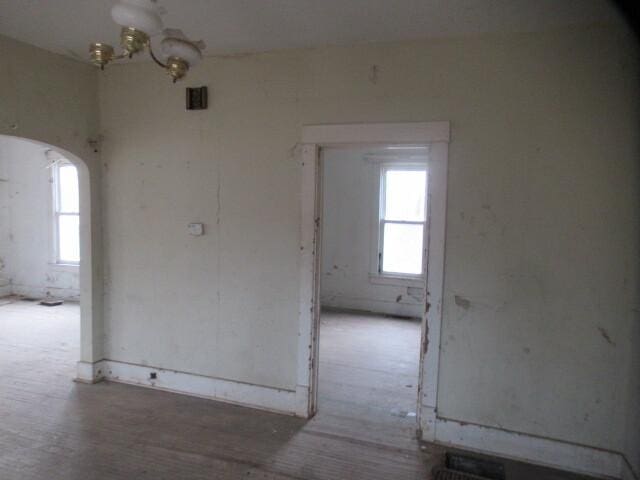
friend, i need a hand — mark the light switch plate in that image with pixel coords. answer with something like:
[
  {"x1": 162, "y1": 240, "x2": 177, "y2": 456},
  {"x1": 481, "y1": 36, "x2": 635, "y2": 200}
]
[{"x1": 188, "y1": 223, "x2": 204, "y2": 236}]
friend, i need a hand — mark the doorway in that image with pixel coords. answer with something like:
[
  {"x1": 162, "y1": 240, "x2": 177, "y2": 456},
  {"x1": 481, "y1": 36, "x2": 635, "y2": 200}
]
[
  {"x1": 0, "y1": 135, "x2": 98, "y2": 382},
  {"x1": 296, "y1": 122, "x2": 449, "y2": 441},
  {"x1": 317, "y1": 145, "x2": 427, "y2": 427}
]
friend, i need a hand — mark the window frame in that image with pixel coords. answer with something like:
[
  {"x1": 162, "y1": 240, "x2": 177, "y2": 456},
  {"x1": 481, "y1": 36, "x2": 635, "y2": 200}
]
[
  {"x1": 52, "y1": 159, "x2": 80, "y2": 266},
  {"x1": 372, "y1": 161, "x2": 428, "y2": 282}
]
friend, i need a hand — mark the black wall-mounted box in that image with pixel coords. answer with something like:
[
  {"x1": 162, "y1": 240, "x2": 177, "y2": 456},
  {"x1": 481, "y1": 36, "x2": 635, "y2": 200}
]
[{"x1": 186, "y1": 86, "x2": 208, "y2": 110}]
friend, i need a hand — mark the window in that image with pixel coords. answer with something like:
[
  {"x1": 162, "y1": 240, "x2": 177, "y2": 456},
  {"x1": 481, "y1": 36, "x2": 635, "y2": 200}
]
[
  {"x1": 53, "y1": 161, "x2": 80, "y2": 264},
  {"x1": 378, "y1": 165, "x2": 427, "y2": 276}
]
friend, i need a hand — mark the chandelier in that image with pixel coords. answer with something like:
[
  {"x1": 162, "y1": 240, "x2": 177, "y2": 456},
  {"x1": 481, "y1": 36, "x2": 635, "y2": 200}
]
[{"x1": 89, "y1": 0, "x2": 205, "y2": 83}]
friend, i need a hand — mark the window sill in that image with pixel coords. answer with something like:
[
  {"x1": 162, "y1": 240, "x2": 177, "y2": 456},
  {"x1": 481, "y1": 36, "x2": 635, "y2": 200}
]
[
  {"x1": 49, "y1": 263, "x2": 79, "y2": 272},
  {"x1": 369, "y1": 273, "x2": 424, "y2": 288}
]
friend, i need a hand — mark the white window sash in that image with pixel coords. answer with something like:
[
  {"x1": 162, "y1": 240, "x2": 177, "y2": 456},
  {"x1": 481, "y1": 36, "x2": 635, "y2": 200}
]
[
  {"x1": 377, "y1": 163, "x2": 428, "y2": 277},
  {"x1": 52, "y1": 161, "x2": 80, "y2": 265}
]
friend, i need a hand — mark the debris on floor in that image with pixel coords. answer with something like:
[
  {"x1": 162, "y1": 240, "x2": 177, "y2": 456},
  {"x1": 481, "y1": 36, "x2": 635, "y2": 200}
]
[
  {"x1": 39, "y1": 299, "x2": 64, "y2": 307},
  {"x1": 389, "y1": 408, "x2": 416, "y2": 418}
]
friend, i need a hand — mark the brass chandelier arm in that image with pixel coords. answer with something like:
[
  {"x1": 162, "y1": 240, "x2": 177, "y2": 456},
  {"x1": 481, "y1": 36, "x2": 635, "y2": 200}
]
[
  {"x1": 147, "y1": 41, "x2": 168, "y2": 68},
  {"x1": 112, "y1": 51, "x2": 130, "y2": 61}
]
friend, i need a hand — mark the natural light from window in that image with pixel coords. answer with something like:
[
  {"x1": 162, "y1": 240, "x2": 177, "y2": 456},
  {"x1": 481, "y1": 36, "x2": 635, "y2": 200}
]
[
  {"x1": 380, "y1": 167, "x2": 427, "y2": 276},
  {"x1": 55, "y1": 163, "x2": 80, "y2": 264}
]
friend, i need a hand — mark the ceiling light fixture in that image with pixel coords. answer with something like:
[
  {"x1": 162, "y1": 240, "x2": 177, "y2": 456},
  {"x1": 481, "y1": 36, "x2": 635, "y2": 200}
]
[{"x1": 89, "y1": 0, "x2": 205, "y2": 83}]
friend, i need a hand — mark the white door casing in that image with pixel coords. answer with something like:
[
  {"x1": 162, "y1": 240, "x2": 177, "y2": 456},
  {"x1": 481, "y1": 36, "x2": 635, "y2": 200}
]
[{"x1": 295, "y1": 122, "x2": 450, "y2": 431}]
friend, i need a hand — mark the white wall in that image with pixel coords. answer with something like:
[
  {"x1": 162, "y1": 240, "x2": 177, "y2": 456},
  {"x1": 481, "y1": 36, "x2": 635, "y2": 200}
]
[
  {"x1": 0, "y1": 138, "x2": 80, "y2": 300},
  {"x1": 0, "y1": 13, "x2": 635, "y2": 477},
  {"x1": 320, "y1": 147, "x2": 424, "y2": 318},
  {"x1": 98, "y1": 22, "x2": 639, "y2": 474},
  {"x1": 0, "y1": 150, "x2": 9, "y2": 296}
]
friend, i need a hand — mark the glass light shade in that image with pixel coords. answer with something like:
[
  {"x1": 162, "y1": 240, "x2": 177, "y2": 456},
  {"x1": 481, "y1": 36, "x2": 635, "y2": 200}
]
[
  {"x1": 161, "y1": 37, "x2": 202, "y2": 67},
  {"x1": 111, "y1": 0, "x2": 163, "y2": 35}
]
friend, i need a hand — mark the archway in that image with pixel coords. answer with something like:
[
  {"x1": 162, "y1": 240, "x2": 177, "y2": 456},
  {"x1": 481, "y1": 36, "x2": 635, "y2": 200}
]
[{"x1": 0, "y1": 134, "x2": 100, "y2": 380}]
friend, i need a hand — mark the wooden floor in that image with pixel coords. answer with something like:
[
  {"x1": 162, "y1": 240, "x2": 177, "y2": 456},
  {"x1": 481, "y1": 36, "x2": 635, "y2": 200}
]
[
  {"x1": 0, "y1": 300, "x2": 595, "y2": 480},
  {"x1": 318, "y1": 310, "x2": 422, "y2": 438}
]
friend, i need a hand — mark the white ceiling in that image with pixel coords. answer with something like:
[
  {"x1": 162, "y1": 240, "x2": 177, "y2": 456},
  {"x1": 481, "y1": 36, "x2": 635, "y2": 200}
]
[{"x1": 0, "y1": 0, "x2": 624, "y2": 62}]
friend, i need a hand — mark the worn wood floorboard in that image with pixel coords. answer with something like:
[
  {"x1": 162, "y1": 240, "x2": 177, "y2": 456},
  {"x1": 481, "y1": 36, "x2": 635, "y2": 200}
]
[{"x1": 0, "y1": 301, "x2": 597, "y2": 479}]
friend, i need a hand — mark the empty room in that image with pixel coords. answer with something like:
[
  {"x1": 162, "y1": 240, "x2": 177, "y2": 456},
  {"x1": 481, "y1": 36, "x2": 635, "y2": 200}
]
[
  {"x1": 317, "y1": 145, "x2": 430, "y2": 436},
  {"x1": 0, "y1": 1, "x2": 637, "y2": 479}
]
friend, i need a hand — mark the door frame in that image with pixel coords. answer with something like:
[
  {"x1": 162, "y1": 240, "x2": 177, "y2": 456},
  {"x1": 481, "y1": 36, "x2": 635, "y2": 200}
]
[{"x1": 295, "y1": 122, "x2": 449, "y2": 440}]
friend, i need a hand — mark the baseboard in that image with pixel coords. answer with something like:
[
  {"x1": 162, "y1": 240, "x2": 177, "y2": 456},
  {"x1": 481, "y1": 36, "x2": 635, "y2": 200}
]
[
  {"x1": 421, "y1": 409, "x2": 627, "y2": 479},
  {"x1": 321, "y1": 294, "x2": 422, "y2": 318},
  {"x1": 77, "y1": 359, "x2": 300, "y2": 416},
  {"x1": 76, "y1": 360, "x2": 106, "y2": 383},
  {"x1": 12, "y1": 284, "x2": 80, "y2": 301},
  {"x1": 295, "y1": 384, "x2": 311, "y2": 417}
]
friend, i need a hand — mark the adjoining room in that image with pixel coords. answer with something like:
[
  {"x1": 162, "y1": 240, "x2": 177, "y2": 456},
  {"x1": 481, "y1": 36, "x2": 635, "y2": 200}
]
[
  {"x1": 318, "y1": 146, "x2": 428, "y2": 431},
  {"x1": 0, "y1": 135, "x2": 83, "y2": 386}
]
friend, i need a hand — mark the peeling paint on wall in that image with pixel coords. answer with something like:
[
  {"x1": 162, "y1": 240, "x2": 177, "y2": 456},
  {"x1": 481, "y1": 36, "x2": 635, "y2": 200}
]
[{"x1": 454, "y1": 295, "x2": 471, "y2": 310}]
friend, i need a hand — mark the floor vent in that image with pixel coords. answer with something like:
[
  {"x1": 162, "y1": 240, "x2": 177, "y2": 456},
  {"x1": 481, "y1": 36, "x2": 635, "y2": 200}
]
[
  {"x1": 445, "y1": 453, "x2": 505, "y2": 480},
  {"x1": 432, "y1": 467, "x2": 490, "y2": 480}
]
